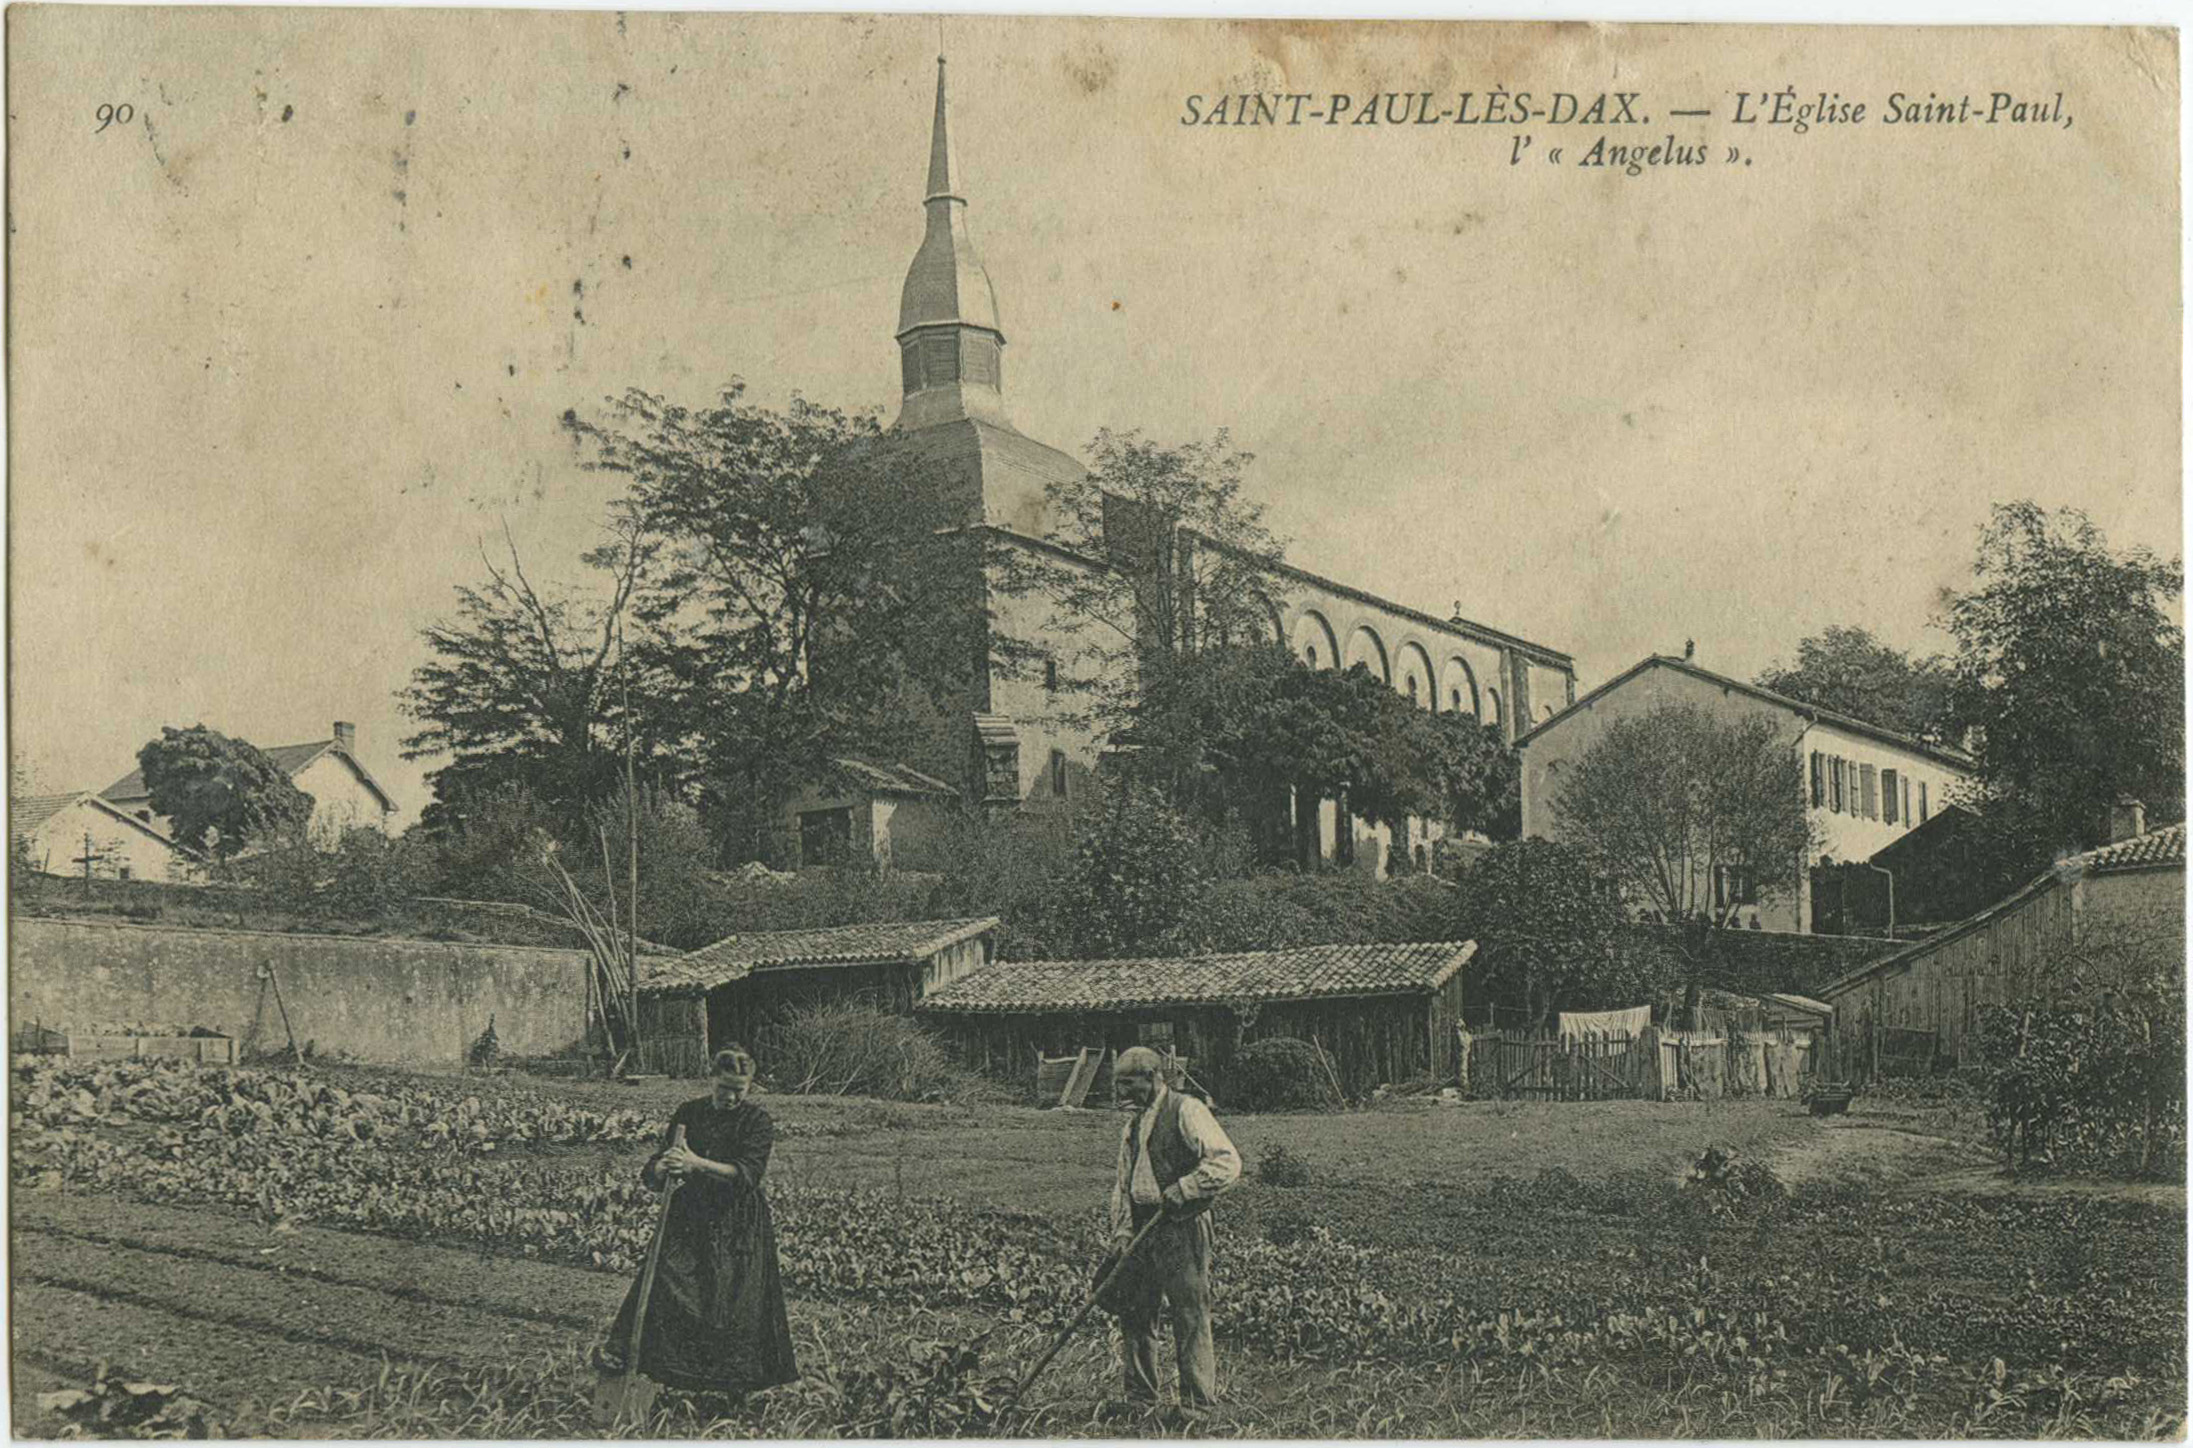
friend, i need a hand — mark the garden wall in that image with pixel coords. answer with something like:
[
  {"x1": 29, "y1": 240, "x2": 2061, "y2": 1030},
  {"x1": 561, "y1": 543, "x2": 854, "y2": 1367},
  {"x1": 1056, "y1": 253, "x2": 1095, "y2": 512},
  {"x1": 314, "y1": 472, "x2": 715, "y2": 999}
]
[
  {"x1": 10, "y1": 916, "x2": 588, "y2": 1065},
  {"x1": 1621, "y1": 923, "x2": 1898, "y2": 997}
]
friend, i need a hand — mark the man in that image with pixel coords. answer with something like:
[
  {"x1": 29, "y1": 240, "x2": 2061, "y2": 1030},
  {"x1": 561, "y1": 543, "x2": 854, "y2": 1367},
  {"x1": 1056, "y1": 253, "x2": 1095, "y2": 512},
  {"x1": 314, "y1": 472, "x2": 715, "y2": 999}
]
[{"x1": 1104, "y1": 1045, "x2": 1241, "y2": 1413}]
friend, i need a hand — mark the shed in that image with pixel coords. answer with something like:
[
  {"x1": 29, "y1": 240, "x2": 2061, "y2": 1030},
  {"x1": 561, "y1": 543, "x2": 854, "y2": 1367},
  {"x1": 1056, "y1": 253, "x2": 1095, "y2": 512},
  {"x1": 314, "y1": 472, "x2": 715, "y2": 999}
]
[
  {"x1": 1817, "y1": 822, "x2": 2185, "y2": 1078},
  {"x1": 917, "y1": 940, "x2": 1476, "y2": 1099},
  {"x1": 636, "y1": 917, "x2": 998, "y2": 1076}
]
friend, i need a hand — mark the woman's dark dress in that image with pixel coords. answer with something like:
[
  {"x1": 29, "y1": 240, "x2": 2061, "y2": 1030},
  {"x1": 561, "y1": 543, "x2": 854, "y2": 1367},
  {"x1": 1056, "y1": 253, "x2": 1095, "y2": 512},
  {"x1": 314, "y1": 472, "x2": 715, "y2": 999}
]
[{"x1": 602, "y1": 1097, "x2": 799, "y2": 1394}]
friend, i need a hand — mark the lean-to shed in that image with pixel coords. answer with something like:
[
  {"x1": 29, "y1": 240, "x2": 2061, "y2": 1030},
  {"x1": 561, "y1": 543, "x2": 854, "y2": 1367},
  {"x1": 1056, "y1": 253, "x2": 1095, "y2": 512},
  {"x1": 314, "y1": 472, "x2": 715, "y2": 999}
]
[
  {"x1": 917, "y1": 940, "x2": 1475, "y2": 1098},
  {"x1": 1817, "y1": 821, "x2": 2185, "y2": 1076},
  {"x1": 636, "y1": 917, "x2": 998, "y2": 1076}
]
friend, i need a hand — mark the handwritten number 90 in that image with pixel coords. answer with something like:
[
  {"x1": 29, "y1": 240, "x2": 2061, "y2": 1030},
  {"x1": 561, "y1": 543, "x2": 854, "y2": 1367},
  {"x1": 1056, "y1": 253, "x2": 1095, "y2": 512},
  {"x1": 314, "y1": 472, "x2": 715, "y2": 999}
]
[{"x1": 94, "y1": 102, "x2": 134, "y2": 133}]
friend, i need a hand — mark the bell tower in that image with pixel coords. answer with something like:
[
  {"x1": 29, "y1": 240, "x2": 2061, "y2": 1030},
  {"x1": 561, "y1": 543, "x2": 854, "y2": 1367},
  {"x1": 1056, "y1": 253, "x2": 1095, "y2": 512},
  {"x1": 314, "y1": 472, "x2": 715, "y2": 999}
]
[{"x1": 895, "y1": 58, "x2": 1009, "y2": 432}]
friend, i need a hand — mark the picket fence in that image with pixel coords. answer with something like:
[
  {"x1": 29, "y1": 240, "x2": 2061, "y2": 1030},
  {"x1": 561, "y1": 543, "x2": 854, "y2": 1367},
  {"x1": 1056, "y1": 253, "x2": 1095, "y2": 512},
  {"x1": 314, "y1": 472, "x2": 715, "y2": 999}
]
[{"x1": 1459, "y1": 1024, "x2": 1816, "y2": 1102}]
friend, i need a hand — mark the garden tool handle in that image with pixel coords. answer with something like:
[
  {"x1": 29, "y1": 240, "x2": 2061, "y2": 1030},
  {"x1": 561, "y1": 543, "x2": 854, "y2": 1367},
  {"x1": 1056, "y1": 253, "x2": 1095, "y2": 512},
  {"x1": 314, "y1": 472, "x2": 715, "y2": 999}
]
[
  {"x1": 622, "y1": 1124, "x2": 686, "y2": 1416},
  {"x1": 1005, "y1": 1208, "x2": 1168, "y2": 1409}
]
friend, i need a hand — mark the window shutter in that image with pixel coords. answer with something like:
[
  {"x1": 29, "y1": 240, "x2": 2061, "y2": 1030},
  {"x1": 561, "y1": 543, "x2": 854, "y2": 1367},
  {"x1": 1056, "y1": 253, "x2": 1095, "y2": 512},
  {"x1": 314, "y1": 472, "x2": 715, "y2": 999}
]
[
  {"x1": 1902, "y1": 775, "x2": 1913, "y2": 828},
  {"x1": 1883, "y1": 768, "x2": 1899, "y2": 824},
  {"x1": 1919, "y1": 782, "x2": 1929, "y2": 823},
  {"x1": 1861, "y1": 764, "x2": 1878, "y2": 820},
  {"x1": 1810, "y1": 752, "x2": 1825, "y2": 807}
]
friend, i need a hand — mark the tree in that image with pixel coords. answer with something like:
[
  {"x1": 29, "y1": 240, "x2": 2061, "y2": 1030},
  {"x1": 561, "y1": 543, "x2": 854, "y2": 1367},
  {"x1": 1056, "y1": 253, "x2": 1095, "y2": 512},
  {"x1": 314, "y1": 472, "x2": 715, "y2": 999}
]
[
  {"x1": 1756, "y1": 624, "x2": 1954, "y2": 741},
  {"x1": 135, "y1": 725, "x2": 314, "y2": 858},
  {"x1": 400, "y1": 515, "x2": 666, "y2": 841},
  {"x1": 1421, "y1": 711, "x2": 1521, "y2": 842},
  {"x1": 1043, "y1": 784, "x2": 1216, "y2": 959},
  {"x1": 1037, "y1": 428, "x2": 1285, "y2": 736},
  {"x1": 566, "y1": 384, "x2": 1040, "y2": 863},
  {"x1": 1940, "y1": 502, "x2": 2184, "y2": 873},
  {"x1": 1552, "y1": 701, "x2": 1818, "y2": 925},
  {"x1": 1451, "y1": 839, "x2": 1657, "y2": 1028}
]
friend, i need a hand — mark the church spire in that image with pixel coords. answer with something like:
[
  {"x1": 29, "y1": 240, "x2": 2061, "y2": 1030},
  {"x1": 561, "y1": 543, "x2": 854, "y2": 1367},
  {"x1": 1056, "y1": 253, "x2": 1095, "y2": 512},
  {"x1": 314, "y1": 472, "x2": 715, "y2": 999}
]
[
  {"x1": 926, "y1": 56, "x2": 960, "y2": 203},
  {"x1": 896, "y1": 54, "x2": 1008, "y2": 431}
]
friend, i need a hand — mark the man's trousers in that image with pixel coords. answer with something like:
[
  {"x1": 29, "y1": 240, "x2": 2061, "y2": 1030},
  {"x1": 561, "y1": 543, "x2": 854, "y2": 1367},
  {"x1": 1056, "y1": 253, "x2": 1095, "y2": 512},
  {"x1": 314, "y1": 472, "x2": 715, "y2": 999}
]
[{"x1": 1116, "y1": 1205, "x2": 1217, "y2": 1406}]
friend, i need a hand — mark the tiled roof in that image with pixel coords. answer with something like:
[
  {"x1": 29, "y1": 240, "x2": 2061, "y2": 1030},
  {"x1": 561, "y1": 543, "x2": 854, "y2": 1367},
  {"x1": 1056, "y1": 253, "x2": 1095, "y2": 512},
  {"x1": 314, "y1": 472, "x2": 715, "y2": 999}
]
[
  {"x1": 1818, "y1": 821, "x2": 2187, "y2": 1000},
  {"x1": 2076, "y1": 822, "x2": 2186, "y2": 874},
  {"x1": 1520, "y1": 655, "x2": 1975, "y2": 772},
  {"x1": 12, "y1": 792, "x2": 85, "y2": 839},
  {"x1": 642, "y1": 917, "x2": 999, "y2": 996},
  {"x1": 918, "y1": 941, "x2": 1476, "y2": 1014}
]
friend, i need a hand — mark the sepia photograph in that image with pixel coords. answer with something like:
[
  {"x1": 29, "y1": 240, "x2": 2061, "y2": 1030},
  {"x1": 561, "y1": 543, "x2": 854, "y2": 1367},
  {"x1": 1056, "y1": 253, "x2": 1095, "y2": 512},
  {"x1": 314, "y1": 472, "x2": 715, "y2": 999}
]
[{"x1": 5, "y1": 8, "x2": 2186, "y2": 1438}]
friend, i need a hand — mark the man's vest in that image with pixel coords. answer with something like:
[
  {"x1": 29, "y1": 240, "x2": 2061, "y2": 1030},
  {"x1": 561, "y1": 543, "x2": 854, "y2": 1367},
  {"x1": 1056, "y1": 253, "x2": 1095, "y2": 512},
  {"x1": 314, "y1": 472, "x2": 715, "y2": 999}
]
[{"x1": 1130, "y1": 1088, "x2": 1216, "y2": 1218}]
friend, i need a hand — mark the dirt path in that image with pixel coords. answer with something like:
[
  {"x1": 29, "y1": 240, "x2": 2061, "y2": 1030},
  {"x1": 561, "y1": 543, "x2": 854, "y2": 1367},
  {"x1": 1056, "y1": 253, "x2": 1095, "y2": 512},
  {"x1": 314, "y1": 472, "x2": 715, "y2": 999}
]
[{"x1": 1770, "y1": 1114, "x2": 2187, "y2": 1208}]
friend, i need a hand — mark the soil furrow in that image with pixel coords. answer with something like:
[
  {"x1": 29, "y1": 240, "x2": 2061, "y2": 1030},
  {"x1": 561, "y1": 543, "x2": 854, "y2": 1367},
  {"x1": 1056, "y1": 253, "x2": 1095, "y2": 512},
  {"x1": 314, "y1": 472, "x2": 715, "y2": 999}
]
[{"x1": 15, "y1": 1219, "x2": 603, "y2": 1333}]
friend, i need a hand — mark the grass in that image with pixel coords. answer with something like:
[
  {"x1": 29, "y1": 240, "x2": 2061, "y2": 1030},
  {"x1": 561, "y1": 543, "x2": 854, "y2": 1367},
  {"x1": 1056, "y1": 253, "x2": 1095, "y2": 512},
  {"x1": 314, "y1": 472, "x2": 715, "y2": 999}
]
[{"x1": 12, "y1": 1061, "x2": 2187, "y2": 1439}]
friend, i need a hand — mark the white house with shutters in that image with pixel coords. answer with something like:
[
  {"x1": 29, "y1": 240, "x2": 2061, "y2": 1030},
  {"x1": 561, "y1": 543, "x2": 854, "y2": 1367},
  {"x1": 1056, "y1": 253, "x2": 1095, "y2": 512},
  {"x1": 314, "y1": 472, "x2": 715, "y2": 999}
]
[{"x1": 1516, "y1": 654, "x2": 1976, "y2": 934}]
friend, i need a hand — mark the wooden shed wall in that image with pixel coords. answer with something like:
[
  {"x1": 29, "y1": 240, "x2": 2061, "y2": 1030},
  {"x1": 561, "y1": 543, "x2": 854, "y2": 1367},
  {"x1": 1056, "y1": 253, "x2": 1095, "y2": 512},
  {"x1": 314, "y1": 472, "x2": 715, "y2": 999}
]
[
  {"x1": 1822, "y1": 879, "x2": 2075, "y2": 1070},
  {"x1": 929, "y1": 982, "x2": 1463, "y2": 1100}
]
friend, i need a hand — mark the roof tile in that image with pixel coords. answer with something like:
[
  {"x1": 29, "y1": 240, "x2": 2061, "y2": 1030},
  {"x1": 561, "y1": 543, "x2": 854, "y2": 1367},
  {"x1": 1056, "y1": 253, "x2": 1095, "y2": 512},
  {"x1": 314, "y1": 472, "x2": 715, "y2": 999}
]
[
  {"x1": 2077, "y1": 822, "x2": 2186, "y2": 873},
  {"x1": 918, "y1": 941, "x2": 1475, "y2": 1014},
  {"x1": 643, "y1": 917, "x2": 999, "y2": 996}
]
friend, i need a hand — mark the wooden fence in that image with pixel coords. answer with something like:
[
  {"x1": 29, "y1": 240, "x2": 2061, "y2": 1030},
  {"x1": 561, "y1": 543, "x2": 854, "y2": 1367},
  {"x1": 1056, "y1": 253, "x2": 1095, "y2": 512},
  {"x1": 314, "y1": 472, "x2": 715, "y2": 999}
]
[{"x1": 1460, "y1": 1025, "x2": 1817, "y2": 1102}]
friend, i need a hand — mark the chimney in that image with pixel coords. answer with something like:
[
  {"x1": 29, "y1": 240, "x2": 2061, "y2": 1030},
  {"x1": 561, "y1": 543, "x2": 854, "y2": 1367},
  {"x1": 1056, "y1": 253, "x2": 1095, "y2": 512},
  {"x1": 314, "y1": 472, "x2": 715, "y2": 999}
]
[
  {"x1": 2109, "y1": 797, "x2": 2147, "y2": 844},
  {"x1": 333, "y1": 721, "x2": 357, "y2": 755}
]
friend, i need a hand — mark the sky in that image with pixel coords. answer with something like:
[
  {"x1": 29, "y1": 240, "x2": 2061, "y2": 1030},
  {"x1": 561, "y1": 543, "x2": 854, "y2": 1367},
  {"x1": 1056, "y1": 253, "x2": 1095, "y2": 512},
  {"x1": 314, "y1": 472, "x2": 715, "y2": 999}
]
[{"x1": 7, "y1": 12, "x2": 2180, "y2": 828}]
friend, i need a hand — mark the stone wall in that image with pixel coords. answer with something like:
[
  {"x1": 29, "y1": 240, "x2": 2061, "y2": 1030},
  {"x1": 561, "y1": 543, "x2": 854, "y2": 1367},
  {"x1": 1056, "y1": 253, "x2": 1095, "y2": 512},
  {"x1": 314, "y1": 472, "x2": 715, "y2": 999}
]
[{"x1": 10, "y1": 916, "x2": 589, "y2": 1065}]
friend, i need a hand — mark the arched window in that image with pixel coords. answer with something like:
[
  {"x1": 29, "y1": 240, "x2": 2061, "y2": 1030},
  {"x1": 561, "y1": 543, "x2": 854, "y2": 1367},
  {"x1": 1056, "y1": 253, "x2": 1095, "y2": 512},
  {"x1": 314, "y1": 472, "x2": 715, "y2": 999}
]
[
  {"x1": 1488, "y1": 688, "x2": 1504, "y2": 730},
  {"x1": 1304, "y1": 644, "x2": 1318, "y2": 666},
  {"x1": 1405, "y1": 676, "x2": 1419, "y2": 702}
]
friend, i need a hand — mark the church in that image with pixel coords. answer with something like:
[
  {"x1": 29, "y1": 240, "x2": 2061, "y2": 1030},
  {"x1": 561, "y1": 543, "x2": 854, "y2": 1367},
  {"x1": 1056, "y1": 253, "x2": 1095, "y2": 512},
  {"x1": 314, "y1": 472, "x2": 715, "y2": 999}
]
[{"x1": 784, "y1": 61, "x2": 1578, "y2": 876}]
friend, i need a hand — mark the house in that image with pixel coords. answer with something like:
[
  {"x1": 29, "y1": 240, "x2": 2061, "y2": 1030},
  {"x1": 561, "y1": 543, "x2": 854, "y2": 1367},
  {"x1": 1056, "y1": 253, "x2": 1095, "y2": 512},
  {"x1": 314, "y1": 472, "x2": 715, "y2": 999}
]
[
  {"x1": 1814, "y1": 803, "x2": 1984, "y2": 934},
  {"x1": 784, "y1": 759, "x2": 962, "y2": 871},
  {"x1": 634, "y1": 917, "x2": 999, "y2": 1075},
  {"x1": 773, "y1": 59, "x2": 1576, "y2": 877},
  {"x1": 917, "y1": 940, "x2": 1476, "y2": 1098},
  {"x1": 1815, "y1": 811, "x2": 2186, "y2": 1076},
  {"x1": 100, "y1": 720, "x2": 398, "y2": 848},
  {"x1": 11, "y1": 791, "x2": 202, "y2": 884},
  {"x1": 1516, "y1": 654, "x2": 1976, "y2": 933}
]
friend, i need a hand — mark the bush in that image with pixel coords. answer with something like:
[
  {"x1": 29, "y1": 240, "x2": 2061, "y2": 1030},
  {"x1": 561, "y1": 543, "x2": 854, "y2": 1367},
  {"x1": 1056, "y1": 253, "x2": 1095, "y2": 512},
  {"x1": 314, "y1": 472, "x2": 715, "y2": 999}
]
[
  {"x1": 759, "y1": 1002, "x2": 991, "y2": 1104},
  {"x1": 1256, "y1": 1143, "x2": 1313, "y2": 1187},
  {"x1": 1226, "y1": 1037, "x2": 1331, "y2": 1112}
]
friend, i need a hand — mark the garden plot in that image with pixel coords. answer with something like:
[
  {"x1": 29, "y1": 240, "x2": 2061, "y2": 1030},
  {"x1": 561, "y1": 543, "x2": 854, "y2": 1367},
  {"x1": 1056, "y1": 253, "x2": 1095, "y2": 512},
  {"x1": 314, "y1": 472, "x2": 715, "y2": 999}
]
[{"x1": 11, "y1": 1056, "x2": 2187, "y2": 1439}]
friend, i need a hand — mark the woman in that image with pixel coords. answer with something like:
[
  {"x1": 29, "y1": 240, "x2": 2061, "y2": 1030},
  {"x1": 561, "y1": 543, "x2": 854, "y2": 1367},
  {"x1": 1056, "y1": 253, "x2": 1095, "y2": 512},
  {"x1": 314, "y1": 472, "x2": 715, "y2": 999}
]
[{"x1": 595, "y1": 1044, "x2": 799, "y2": 1397}]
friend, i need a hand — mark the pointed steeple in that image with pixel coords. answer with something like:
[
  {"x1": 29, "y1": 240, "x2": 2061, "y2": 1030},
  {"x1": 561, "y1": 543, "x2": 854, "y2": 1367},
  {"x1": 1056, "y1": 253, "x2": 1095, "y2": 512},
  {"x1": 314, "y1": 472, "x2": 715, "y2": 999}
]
[
  {"x1": 926, "y1": 56, "x2": 960, "y2": 203},
  {"x1": 896, "y1": 55, "x2": 1007, "y2": 431}
]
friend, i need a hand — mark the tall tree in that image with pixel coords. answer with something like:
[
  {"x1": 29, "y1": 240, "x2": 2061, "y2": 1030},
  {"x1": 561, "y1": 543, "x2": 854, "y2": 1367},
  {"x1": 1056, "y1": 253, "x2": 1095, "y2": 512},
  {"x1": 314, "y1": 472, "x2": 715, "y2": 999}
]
[
  {"x1": 399, "y1": 515, "x2": 664, "y2": 839},
  {"x1": 1120, "y1": 644, "x2": 1511, "y2": 865},
  {"x1": 1940, "y1": 501, "x2": 2184, "y2": 870},
  {"x1": 1452, "y1": 838, "x2": 1660, "y2": 1028},
  {"x1": 565, "y1": 384, "x2": 1037, "y2": 862},
  {"x1": 1038, "y1": 428, "x2": 1285, "y2": 734},
  {"x1": 1756, "y1": 624, "x2": 1954, "y2": 741},
  {"x1": 135, "y1": 725, "x2": 314, "y2": 857},
  {"x1": 1552, "y1": 701, "x2": 1818, "y2": 925}
]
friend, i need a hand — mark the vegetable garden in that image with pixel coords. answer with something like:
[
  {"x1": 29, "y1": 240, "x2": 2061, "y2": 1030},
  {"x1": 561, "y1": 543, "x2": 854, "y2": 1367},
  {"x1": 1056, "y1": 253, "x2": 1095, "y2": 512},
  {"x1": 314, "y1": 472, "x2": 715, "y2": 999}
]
[{"x1": 11, "y1": 1055, "x2": 2186, "y2": 1438}]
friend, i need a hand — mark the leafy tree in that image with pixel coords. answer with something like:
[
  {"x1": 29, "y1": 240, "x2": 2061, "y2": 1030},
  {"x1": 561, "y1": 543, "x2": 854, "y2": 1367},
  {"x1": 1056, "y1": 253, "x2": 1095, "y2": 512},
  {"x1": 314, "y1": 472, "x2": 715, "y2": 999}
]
[
  {"x1": 1552, "y1": 701, "x2": 1818, "y2": 925},
  {"x1": 135, "y1": 725, "x2": 314, "y2": 858},
  {"x1": 1421, "y1": 711, "x2": 1521, "y2": 842},
  {"x1": 1451, "y1": 838, "x2": 1653, "y2": 1028},
  {"x1": 1121, "y1": 643, "x2": 1513, "y2": 866},
  {"x1": 1037, "y1": 429, "x2": 1285, "y2": 735},
  {"x1": 1756, "y1": 624, "x2": 1954, "y2": 741},
  {"x1": 1044, "y1": 784, "x2": 1215, "y2": 958},
  {"x1": 566, "y1": 384, "x2": 1040, "y2": 863},
  {"x1": 400, "y1": 515, "x2": 669, "y2": 840},
  {"x1": 1940, "y1": 502, "x2": 2184, "y2": 876}
]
